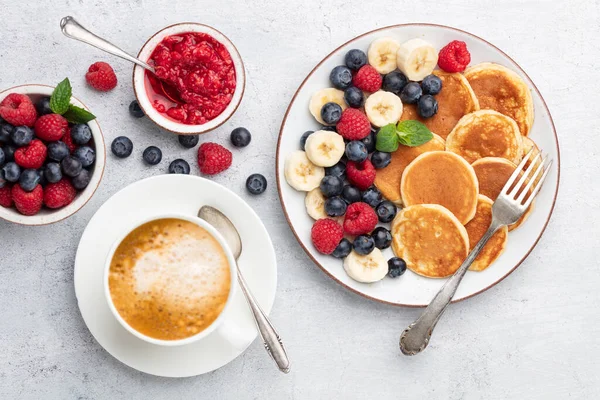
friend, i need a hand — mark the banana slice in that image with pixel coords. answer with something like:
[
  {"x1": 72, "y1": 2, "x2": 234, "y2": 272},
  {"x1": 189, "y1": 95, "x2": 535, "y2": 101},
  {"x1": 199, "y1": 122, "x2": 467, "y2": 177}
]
[
  {"x1": 304, "y1": 130, "x2": 345, "y2": 167},
  {"x1": 305, "y1": 188, "x2": 328, "y2": 220},
  {"x1": 364, "y1": 91, "x2": 403, "y2": 127},
  {"x1": 309, "y1": 88, "x2": 347, "y2": 125},
  {"x1": 368, "y1": 37, "x2": 401, "y2": 74},
  {"x1": 284, "y1": 151, "x2": 325, "y2": 192},
  {"x1": 396, "y1": 38, "x2": 438, "y2": 81},
  {"x1": 343, "y1": 248, "x2": 388, "y2": 283}
]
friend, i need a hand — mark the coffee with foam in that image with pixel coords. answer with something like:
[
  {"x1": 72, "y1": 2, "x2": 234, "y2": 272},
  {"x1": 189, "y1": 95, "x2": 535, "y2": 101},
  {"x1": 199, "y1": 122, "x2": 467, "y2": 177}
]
[{"x1": 108, "y1": 218, "x2": 231, "y2": 340}]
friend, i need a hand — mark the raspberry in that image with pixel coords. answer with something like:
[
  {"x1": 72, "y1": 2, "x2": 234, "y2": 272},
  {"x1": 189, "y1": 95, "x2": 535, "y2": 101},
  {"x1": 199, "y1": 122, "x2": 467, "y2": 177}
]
[
  {"x1": 85, "y1": 62, "x2": 118, "y2": 91},
  {"x1": 343, "y1": 202, "x2": 378, "y2": 236},
  {"x1": 14, "y1": 139, "x2": 47, "y2": 169},
  {"x1": 44, "y1": 179, "x2": 76, "y2": 209},
  {"x1": 336, "y1": 109, "x2": 371, "y2": 140},
  {"x1": 352, "y1": 65, "x2": 382, "y2": 92},
  {"x1": 62, "y1": 128, "x2": 77, "y2": 153},
  {"x1": 197, "y1": 142, "x2": 232, "y2": 175},
  {"x1": 0, "y1": 93, "x2": 37, "y2": 127},
  {"x1": 0, "y1": 186, "x2": 13, "y2": 208},
  {"x1": 346, "y1": 159, "x2": 376, "y2": 190},
  {"x1": 438, "y1": 40, "x2": 471, "y2": 73},
  {"x1": 12, "y1": 184, "x2": 43, "y2": 216},
  {"x1": 34, "y1": 114, "x2": 68, "y2": 141},
  {"x1": 311, "y1": 218, "x2": 344, "y2": 254}
]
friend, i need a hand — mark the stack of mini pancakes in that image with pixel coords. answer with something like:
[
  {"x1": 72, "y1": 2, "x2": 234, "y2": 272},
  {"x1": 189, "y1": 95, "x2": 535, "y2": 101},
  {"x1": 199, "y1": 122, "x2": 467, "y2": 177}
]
[{"x1": 375, "y1": 63, "x2": 540, "y2": 279}]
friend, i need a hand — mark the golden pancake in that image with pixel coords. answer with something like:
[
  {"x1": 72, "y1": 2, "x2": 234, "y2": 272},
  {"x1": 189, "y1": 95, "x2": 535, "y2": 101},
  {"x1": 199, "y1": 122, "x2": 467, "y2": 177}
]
[
  {"x1": 446, "y1": 110, "x2": 523, "y2": 164},
  {"x1": 391, "y1": 204, "x2": 469, "y2": 278},
  {"x1": 374, "y1": 133, "x2": 445, "y2": 204},
  {"x1": 471, "y1": 157, "x2": 533, "y2": 231},
  {"x1": 464, "y1": 195, "x2": 508, "y2": 271},
  {"x1": 464, "y1": 62, "x2": 534, "y2": 136},
  {"x1": 400, "y1": 70, "x2": 479, "y2": 140},
  {"x1": 401, "y1": 151, "x2": 479, "y2": 224}
]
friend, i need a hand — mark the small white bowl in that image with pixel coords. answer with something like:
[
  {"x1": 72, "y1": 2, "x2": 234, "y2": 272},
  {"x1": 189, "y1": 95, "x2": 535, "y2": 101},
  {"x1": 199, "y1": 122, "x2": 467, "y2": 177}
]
[
  {"x1": 132, "y1": 23, "x2": 245, "y2": 135},
  {"x1": 0, "y1": 84, "x2": 106, "y2": 226}
]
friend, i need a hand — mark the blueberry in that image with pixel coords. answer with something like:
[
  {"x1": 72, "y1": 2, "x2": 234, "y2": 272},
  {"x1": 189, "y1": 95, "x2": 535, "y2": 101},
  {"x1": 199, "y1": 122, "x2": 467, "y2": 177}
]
[
  {"x1": 178, "y1": 134, "x2": 199, "y2": 149},
  {"x1": 72, "y1": 169, "x2": 91, "y2": 190},
  {"x1": 142, "y1": 146, "x2": 162, "y2": 165},
  {"x1": 320, "y1": 125, "x2": 337, "y2": 132},
  {"x1": 47, "y1": 141, "x2": 70, "y2": 162},
  {"x1": 330, "y1": 65, "x2": 353, "y2": 90},
  {"x1": 400, "y1": 82, "x2": 422, "y2": 104},
  {"x1": 0, "y1": 122, "x2": 13, "y2": 142},
  {"x1": 382, "y1": 71, "x2": 408, "y2": 95},
  {"x1": 345, "y1": 141, "x2": 368, "y2": 163},
  {"x1": 299, "y1": 131, "x2": 314, "y2": 150},
  {"x1": 2, "y1": 162, "x2": 20, "y2": 182},
  {"x1": 421, "y1": 74, "x2": 443, "y2": 95},
  {"x1": 37, "y1": 169, "x2": 47, "y2": 187},
  {"x1": 11, "y1": 126, "x2": 34, "y2": 147},
  {"x1": 371, "y1": 151, "x2": 391, "y2": 169},
  {"x1": 341, "y1": 185, "x2": 361, "y2": 204},
  {"x1": 361, "y1": 186, "x2": 382, "y2": 207},
  {"x1": 332, "y1": 238, "x2": 352, "y2": 259},
  {"x1": 0, "y1": 147, "x2": 4, "y2": 167},
  {"x1": 372, "y1": 227, "x2": 392, "y2": 250},
  {"x1": 417, "y1": 95, "x2": 438, "y2": 119},
  {"x1": 319, "y1": 175, "x2": 343, "y2": 198},
  {"x1": 19, "y1": 169, "x2": 40, "y2": 192},
  {"x1": 36, "y1": 96, "x2": 53, "y2": 116},
  {"x1": 376, "y1": 201, "x2": 397, "y2": 223},
  {"x1": 2, "y1": 144, "x2": 15, "y2": 162},
  {"x1": 73, "y1": 146, "x2": 96, "y2": 167},
  {"x1": 324, "y1": 196, "x2": 347, "y2": 217},
  {"x1": 129, "y1": 100, "x2": 145, "y2": 118},
  {"x1": 0, "y1": 170, "x2": 6, "y2": 188},
  {"x1": 388, "y1": 257, "x2": 407, "y2": 278},
  {"x1": 230, "y1": 127, "x2": 252, "y2": 148},
  {"x1": 111, "y1": 136, "x2": 133, "y2": 158},
  {"x1": 246, "y1": 173, "x2": 267, "y2": 195},
  {"x1": 345, "y1": 49, "x2": 367, "y2": 71},
  {"x1": 325, "y1": 161, "x2": 345, "y2": 179},
  {"x1": 61, "y1": 156, "x2": 83, "y2": 177},
  {"x1": 168, "y1": 159, "x2": 190, "y2": 174},
  {"x1": 353, "y1": 235, "x2": 375, "y2": 255},
  {"x1": 71, "y1": 124, "x2": 92, "y2": 145},
  {"x1": 361, "y1": 130, "x2": 377, "y2": 153},
  {"x1": 344, "y1": 86, "x2": 364, "y2": 108},
  {"x1": 320, "y1": 102, "x2": 342, "y2": 125},
  {"x1": 44, "y1": 162, "x2": 62, "y2": 183}
]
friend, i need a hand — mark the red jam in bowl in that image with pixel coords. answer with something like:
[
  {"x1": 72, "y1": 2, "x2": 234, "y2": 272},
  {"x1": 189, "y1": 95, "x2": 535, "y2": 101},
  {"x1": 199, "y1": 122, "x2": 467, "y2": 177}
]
[{"x1": 146, "y1": 32, "x2": 237, "y2": 125}]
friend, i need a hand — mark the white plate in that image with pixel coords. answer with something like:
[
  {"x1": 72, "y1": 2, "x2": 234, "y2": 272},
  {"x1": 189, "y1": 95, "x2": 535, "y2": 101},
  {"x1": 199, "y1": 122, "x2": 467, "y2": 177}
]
[
  {"x1": 276, "y1": 24, "x2": 560, "y2": 307},
  {"x1": 74, "y1": 174, "x2": 277, "y2": 377}
]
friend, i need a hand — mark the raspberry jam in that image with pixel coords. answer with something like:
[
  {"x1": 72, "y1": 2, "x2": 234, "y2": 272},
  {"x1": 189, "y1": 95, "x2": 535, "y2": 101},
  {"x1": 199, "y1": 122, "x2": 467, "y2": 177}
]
[{"x1": 146, "y1": 32, "x2": 236, "y2": 125}]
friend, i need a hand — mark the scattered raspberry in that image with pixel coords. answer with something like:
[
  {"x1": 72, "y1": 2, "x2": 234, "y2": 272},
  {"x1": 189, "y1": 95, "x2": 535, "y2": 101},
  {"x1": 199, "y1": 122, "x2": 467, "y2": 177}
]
[
  {"x1": 197, "y1": 142, "x2": 232, "y2": 175},
  {"x1": 44, "y1": 179, "x2": 76, "y2": 209},
  {"x1": 14, "y1": 139, "x2": 47, "y2": 169},
  {"x1": 438, "y1": 40, "x2": 471, "y2": 73},
  {"x1": 62, "y1": 128, "x2": 77, "y2": 153},
  {"x1": 34, "y1": 114, "x2": 68, "y2": 141},
  {"x1": 85, "y1": 62, "x2": 118, "y2": 91},
  {"x1": 343, "y1": 202, "x2": 378, "y2": 236},
  {"x1": 336, "y1": 109, "x2": 371, "y2": 140},
  {"x1": 346, "y1": 159, "x2": 376, "y2": 190},
  {"x1": 311, "y1": 218, "x2": 344, "y2": 254},
  {"x1": 0, "y1": 93, "x2": 37, "y2": 127},
  {"x1": 12, "y1": 184, "x2": 43, "y2": 216},
  {"x1": 0, "y1": 186, "x2": 13, "y2": 208},
  {"x1": 352, "y1": 65, "x2": 382, "y2": 92}
]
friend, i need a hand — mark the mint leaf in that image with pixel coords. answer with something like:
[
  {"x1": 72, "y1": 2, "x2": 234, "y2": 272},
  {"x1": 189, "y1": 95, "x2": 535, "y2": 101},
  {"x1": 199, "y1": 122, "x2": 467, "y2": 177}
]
[
  {"x1": 375, "y1": 123, "x2": 399, "y2": 152},
  {"x1": 49, "y1": 78, "x2": 72, "y2": 115},
  {"x1": 396, "y1": 120, "x2": 433, "y2": 147},
  {"x1": 63, "y1": 105, "x2": 96, "y2": 124}
]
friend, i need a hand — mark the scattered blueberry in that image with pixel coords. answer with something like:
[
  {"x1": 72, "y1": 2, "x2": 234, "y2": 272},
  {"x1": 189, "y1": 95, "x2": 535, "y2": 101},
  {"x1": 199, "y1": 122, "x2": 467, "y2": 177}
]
[
  {"x1": 417, "y1": 95, "x2": 438, "y2": 119},
  {"x1": 372, "y1": 227, "x2": 392, "y2": 249},
  {"x1": 2, "y1": 144, "x2": 15, "y2": 162},
  {"x1": 178, "y1": 134, "x2": 199, "y2": 149},
  {"x1": 44, "y1": 162, "x2": 62, "y2": 183},
  {"x1": 71, "y1": 124, "x2": 92, "y2": 145},
  {"x1": 246, "y1": 173, "x2": 267, "y2": 195},
  {"x1": 47, "y1": 141, "x2": 70, "y2": 162},
  {"x1": 0, "y1": 148, "x2": 4, "y2": 167},
  {"x1": 388, "y1": 257, "x2": 407, "y2": 278},
  {"x1": 73, "y1": 146, "x2": 96, "y2": 168},
  {"x1": 37, "y1": 169, "x2": 47, "y2": 187},
  {"x1": 319, "y1": 175, "x2": 344, "y2": 198},
  {"x1": 361, "y1": 129, "x2": 377, "y2": 153},
  {"x1": 371, "y1": 151, "x2": 392, "y2": 169},
  {"x1": 325, "y1": 161, "x2": 346, "y2": 179},
  {"x1": 330, "y1": 65, "x2": 353, "y2": 90},
  {"x1": 230, "y1": 127, "x2": 252, "y2": 148},
  {"x1": 376, "y1": 201, "x2": 397, "y2": 223},
  {"x1": 0, "y1": 122, "x2": 13, "y2": 142},
  {"x1": 142, "y1": 146, "x2": 162, "y2": 165},
  {"x1": 19, "y1": 169, "x2": 40, "y2": 192},
  {"x1": 0, "y1": 171, "x2": 5, "y2": 188},
  {"x1": 61, "y1": 156, "x2": 83, "y2": 178},
  {"x1": 321, "y1": 102, "x2": 343, "y2": 125},
  {"x1": 345, "y1": 141, "x2": 368, "y2": 163},
  {"x1": 324, "y1": 196, "x2": 347, "y2": 217},
  {"x1": 36, "y1": 97, "x2": 53, "y2": 116},
  {"x1": 299, "y1": 131, "x2": 314, "y2": 150},
  {"x1": 72, "y1": 169, "x2": 91, "y2": 190},
  {"x1": 344, "y1": 86, "x2": 364, "y2": 108},
  {"x1": 353, "y1": 235, "x2": 375, "y2": 255},
  {"x1": 168, "y1": 159, "x2": 190, "y2": 174},
  {"x1": 129, "y1": 100, "x2": 145, "y2": 118},
  {"x1": 11, "y1": 126, "x2": 34, "y2": 147},
  {"x1": 361, "y1": 186, "x2": 382, "y2": 208},
  {"x1": 320, "y1": 125, "x2": 337, "y2": 132},
  {"x1": 421, "y1": 74, "x2": 443, "y2": 95},
  {"x1": 111, "y1": 136, "x2": 133, "y2": 158},
  {"x1": 341, "y1": 185, "x2": 361, "y2": 204},
  {"x1": 332, "y1": 238, "x2": 353, "y2": 259},
  {"x1": 345, "y1": 49, "x2": 367, "y2": 71},
  {"x1": 382, "y1": 71, "x2": 408, "y2": 95},
  {"x1": 399, "y1": 82, "x2": 422, "y2": 104},
  {"x1": 2, "y1": 162, "x2": 20, "y2": 182}
]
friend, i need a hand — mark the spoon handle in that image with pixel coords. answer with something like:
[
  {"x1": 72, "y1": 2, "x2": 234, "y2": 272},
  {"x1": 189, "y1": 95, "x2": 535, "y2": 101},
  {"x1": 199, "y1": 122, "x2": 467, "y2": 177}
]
[
  {"x1": 236, "y1": 266, "x2": 290, "y2": 373},
  {"x1": 59, "y1": 16, "x2": 154, "y2": 72}
]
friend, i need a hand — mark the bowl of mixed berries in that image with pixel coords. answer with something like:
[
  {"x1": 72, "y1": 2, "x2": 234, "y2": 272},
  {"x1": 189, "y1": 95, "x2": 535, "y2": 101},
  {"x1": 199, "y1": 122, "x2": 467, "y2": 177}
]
[{"x1": 0, "y1": 79, "x2": 105, "y2": 225}]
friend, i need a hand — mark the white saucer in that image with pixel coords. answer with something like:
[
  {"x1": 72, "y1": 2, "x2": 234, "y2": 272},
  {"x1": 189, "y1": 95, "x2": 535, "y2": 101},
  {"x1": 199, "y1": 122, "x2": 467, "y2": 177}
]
[{"x1": 74, "y1": 174, "x2": 277, "y2": 377}]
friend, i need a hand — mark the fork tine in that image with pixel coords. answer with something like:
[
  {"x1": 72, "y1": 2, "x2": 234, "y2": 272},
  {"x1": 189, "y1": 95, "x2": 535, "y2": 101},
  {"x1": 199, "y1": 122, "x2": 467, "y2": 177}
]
[
  {"x1": 522, "y1": 159, "x2": 552, "y2": 209},
  {"x1": 516, "y1": 154, "x2": 548, "y2": 204},
  {"x1": 506, "y1": 152, "x2": 542, "y2": 197},
  {"x1": 501, "y1": 148, "x2": 534, "y2": 196}
]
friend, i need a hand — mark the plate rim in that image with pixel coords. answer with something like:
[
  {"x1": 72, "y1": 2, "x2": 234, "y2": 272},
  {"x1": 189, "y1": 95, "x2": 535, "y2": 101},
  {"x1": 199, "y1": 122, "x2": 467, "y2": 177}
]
[{"x1": 275, "y1": 23, "x2": 561, "y2": 308}]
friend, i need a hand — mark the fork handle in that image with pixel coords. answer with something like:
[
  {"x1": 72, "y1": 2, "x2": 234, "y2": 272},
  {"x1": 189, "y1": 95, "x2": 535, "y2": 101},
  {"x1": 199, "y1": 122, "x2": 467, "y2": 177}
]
[{"x1": 399, "y1": 220, "x2": 502, "y2": 355}]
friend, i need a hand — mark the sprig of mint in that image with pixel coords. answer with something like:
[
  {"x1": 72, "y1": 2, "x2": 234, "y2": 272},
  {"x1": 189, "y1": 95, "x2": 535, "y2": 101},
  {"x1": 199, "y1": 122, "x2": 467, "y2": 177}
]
[
  {"x1": 375, "y1": 123, "x2": 399, "y2": 153},
  {"x1": 375, "y1": 120, "x2": 433, "y2": 152},
  {"x1": 49, "y1": 78, "x2": 97, "y2": 124}
]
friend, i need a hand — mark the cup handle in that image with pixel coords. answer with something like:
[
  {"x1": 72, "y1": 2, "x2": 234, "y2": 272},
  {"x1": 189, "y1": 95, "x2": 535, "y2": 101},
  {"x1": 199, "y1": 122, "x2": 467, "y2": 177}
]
[{"x1": 216, "y1": 318, "x2": 253, "y2": 350}]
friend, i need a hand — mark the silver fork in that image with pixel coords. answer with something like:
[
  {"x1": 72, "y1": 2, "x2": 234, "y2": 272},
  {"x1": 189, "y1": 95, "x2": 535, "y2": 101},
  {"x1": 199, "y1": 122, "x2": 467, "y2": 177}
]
[{"x1": 399, "y1": 149, "x2": 553, "y2": 356}]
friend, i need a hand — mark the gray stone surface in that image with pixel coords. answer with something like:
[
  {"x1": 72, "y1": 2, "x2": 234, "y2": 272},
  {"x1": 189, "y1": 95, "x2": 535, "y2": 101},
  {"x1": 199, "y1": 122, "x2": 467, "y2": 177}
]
[{"x1": 0, "y1": 0, "x2": 597, "y2": 398}]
